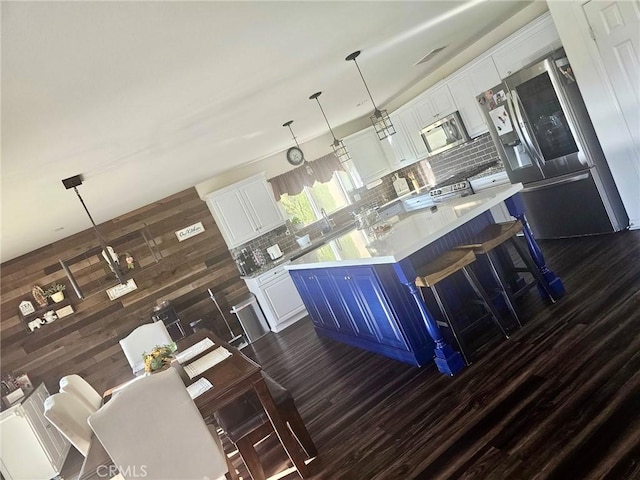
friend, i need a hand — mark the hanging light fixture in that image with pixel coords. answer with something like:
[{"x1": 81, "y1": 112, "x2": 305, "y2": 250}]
[
  {"x1": 309, "y1": 92, "x2": 351, "y2": 163},
  {"x1": 346, "y1": 50, "x2": 396, "y2": 140},
  {"x1": 61, "y1": 174, "x2": 127, "y2": 285},
  {"x1": 283, "y1": 120, "x2": 313, "y2": 175}
]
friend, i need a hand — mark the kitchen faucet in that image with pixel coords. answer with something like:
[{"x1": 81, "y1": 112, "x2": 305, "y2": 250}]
[{"x1": 320, "y1": 208, "x2": 334, "y2": 234}]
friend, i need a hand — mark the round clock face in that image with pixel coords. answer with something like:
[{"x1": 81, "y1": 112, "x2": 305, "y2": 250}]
[{"x1": 286, "y1": 146, "x2": 305, "y2": 166}]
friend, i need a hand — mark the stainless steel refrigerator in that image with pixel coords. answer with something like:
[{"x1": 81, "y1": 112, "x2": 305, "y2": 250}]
[{"x1": 477, "y1": 48, "x2": 628, "y2": 238}]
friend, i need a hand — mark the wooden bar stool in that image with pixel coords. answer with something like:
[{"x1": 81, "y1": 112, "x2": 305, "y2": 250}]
[
  {"x1": 457, "y1": 220, "x2": 557, "y2": 327},
  {"x1": 415, "y1": 249, "x2": 510, "y2": 365}
]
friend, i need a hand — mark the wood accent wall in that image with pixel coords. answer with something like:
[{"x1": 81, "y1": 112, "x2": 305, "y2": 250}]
[{"x1": 0, "y1": 188, "x2": 248, "y2": 394}]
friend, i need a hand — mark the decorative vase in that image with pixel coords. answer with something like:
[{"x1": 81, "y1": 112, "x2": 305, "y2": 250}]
[{"x1": 51, "y1": 292, "x2": 65, "y2": 303}]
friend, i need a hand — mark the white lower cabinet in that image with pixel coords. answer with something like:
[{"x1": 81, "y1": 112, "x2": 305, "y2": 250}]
[
  {"x1": 0, "y1": 383, "x2": 71, "y2": 480},
  {"x1": 244, "y1": 265, "x2": 307, "y2": 333}
]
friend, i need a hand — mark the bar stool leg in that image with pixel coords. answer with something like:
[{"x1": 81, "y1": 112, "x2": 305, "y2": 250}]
[
  {"x1": 429, "y1": 285, "x2": 472, "y2": 366},
  {"x1": 484, "y1": 251, "x2": 523, "y2": 328},
  {"x1": 509, "y1": 237, "x2": 557, "y2": 303},
  {"x1": 503, "y1": 196, "x2": 565, "y2": 300},
  {"x1": 462, "y1": 266, "x2": 510, "y2": 339}
]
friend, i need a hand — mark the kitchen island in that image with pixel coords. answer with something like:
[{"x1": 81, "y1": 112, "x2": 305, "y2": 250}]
[{"x1": 285, "y1": 183, "x2": 564, "y2": 375}]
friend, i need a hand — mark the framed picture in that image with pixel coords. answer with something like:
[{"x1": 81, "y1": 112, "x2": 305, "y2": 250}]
[
  {"x1": 19, "y1": 300, "x2": 35, "y2": 316},
  {"x1": 14, "y1": 373, "x2": 33, "y2": 392}
]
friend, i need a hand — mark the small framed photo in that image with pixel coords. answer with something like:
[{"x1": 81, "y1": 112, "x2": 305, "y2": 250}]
[
  {"x1": 19, "y1": 300, "x2": 35, "y2": 316},
  {"x1": 14, "y1": 373, "x2": 33, "y2": 392},
  {"x1": 55, "y1": 304, "x2": 74, "y2": 318}
]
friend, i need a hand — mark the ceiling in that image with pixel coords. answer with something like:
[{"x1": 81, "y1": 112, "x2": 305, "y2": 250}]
[{"x1": 1, "y1": 1, "x2": 532, "y2": 263}]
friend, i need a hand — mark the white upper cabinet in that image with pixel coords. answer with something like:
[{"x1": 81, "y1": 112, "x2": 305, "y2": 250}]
[
  {"x1": 491, "y1": 14, "x2": 561, "y2": 78},
  {"x1": 448, "y1": 56, "x2": 502, "y2": 138},
  {"x1": 383, "y1": 113, "x2": 416, "y2": 169},
  {"x1": 384, "y1": 84, "x2": 455, "y2": 170},
  {"x1": 206, "y1": 174, "x2": 285, "y2": 249},
  {"x1": 412, "y1": 83, "x2": 456, "y2": 127},
  {"x1": 343, "y1": 126, "x2": 391, "y2": 185},
  {"x1": 386, "y1": 107, "x2": 430, "y2": 169},
  {"x1": 336, "y1": 13, "x2": 563, "y2": 178}
]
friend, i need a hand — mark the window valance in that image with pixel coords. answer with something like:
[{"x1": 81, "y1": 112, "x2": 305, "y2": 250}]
[{"x1": 268, "y1": 153, "x2": 344, "y2": 201}]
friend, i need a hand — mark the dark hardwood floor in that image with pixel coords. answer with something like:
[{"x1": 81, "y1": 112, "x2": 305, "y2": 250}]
[{"x1": 63, "y1": 230, "x2": 640, "y2": 480}]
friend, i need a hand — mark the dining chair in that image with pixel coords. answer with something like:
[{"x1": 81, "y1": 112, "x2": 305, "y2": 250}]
[
  {"x1": 44, "y1": 391, "x2": 95, "y2": 457},
  {"x1": 214, "y1": 373, "x2": 317, "y2": 480},
  {"x1": 118, "y1": 322, "x2": 173, "y2": 374},
  {"x1": 59, "y1": 374, "x2": 102, "y2": 412},
  {"x1": 88, "y1": 368, "x2": 237, "y2": 480}
]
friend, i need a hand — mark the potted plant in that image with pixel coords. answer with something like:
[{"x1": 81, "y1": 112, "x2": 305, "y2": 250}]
[{"x1": 44, "y1": 282, "x2": 66, "y2": 303}]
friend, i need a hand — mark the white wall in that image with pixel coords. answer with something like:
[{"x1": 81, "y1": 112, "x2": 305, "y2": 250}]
[{"x1": 547, "y1": 0, "x2": 639, "y2": 228}]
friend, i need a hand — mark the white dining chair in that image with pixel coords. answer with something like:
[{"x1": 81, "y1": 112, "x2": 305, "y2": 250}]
[
  {"x1": 59, "y1": 374, "x2": 102, "y2": 412},
  {"x1": 87, "y1": 368, "x2": 234, "y2": 480},
  {"x1": 44, "y1": 391, "x2": 94, "y2": 457},
  {"x1": 118, "y1": 322, "x2": 173, "y2": 374}
]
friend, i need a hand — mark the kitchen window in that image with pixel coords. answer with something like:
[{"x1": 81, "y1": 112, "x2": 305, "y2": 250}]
[{"x1": 279, "y1": 171, "x2": 353, "y2": 226}]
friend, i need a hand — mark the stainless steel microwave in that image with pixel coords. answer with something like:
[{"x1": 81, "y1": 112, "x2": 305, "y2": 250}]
[{"x1": 420, "y1": 111, "x2": 470, "y2": 156}]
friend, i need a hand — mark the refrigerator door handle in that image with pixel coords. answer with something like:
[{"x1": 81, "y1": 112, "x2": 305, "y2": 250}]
[
  {"x1": 511, "y1": 90, "x2": 545, "y2": 165},
  {"x1": 506, "y1": 91, "x2": 544, "y2": 174},
  {"x1": 522, "y1": 172, "x2": 590, "y2": 192}
]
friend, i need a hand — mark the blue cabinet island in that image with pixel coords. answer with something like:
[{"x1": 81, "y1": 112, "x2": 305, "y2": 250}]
[{"x1": 286, "y1": 184, "x2": 564, "y2": 376}]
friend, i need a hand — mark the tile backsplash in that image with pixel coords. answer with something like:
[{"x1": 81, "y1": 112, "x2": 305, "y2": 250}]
[{"x1": 231, "y1": 132, "x2": 501, "y2": 269}]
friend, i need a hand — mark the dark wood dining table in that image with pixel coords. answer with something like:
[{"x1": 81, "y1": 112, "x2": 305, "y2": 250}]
[{"x1": 79, "y1": 329, "x2": 311, "y2": 479}]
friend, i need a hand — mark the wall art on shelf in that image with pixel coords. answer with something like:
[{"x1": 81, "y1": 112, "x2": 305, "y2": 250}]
[
  {"x1": 14, "y1": 374, "x2": 33, "y2": 392},
  {"x1": 175, "y1": 222, "x2": 205, "y2": 242},
  {"x1": 106, "y1": 279, "x2": 138, "y2": 301},
  {"x1": 32, "y1": 285, "x2": 48, "y2": 308},
  {"x1": 55, "y1": 304, "x2": 74, "y2": 318},
  {"x1": 19, "y1": 300, "x2": 35, "y2": 316}
]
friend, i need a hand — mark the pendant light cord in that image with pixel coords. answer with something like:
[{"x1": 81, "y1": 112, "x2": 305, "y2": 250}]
[
  {"x1": 284, "y1": 121, "x2": 301, "y2": 149},
  {"x1": 312, "y1": 95, "x2": 338, "y2": 142},
  {"x1": 351, "y1": 57, "x2": 378, "y2": 110}
]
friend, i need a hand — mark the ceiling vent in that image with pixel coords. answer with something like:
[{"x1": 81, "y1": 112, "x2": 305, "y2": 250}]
[{"x1": 414, "y1": 46, "x2": 446, "y2": 66}]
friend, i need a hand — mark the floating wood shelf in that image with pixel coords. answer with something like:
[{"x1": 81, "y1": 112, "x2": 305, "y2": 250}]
[{"x1": 20, "y1": 298, "x2": 75, "y2": 333}]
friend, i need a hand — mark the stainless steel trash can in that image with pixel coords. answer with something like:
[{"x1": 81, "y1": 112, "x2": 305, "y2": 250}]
[{"x1": 230, "y1": 294, "x2": 270, "y2": 344}]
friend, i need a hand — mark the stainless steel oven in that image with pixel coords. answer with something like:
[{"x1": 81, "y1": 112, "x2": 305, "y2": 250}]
[{"x1": 420, "y1": 111, "x2": 470, "y2": 156}]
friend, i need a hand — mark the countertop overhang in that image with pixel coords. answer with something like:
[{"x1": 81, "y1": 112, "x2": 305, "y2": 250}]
[{"x1": 285, "y1": 183, "x2": 523, "y2": 270}]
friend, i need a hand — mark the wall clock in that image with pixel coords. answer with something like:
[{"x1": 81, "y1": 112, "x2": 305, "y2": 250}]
[
  {"x1": 283, "y1": 121, "x2": 306, "y2": 167},
  {"x1": 286, "y1": 146, "x2": 305, "y2": 166}
]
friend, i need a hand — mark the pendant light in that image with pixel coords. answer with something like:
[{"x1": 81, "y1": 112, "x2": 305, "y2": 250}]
[
  {"x1": 62, "y1": 174, "x2": 127, "y2": 286},
  {"x1": 283, "y1": 120, "x2": 313, "y2": 174},
  {"x1": 346, "y1": 50, "x2": 396, "y2": 140},
  {"x1": 309, "y1": 92, "x2": 351, "y2": 163}
]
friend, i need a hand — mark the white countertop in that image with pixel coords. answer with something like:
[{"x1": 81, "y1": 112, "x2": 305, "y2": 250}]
[{"x1": 285, "y1": 183, "x2": 522, "y2": 270}]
